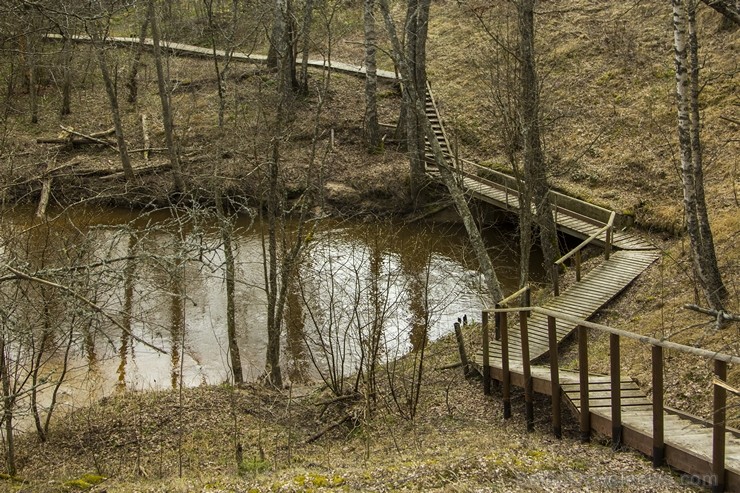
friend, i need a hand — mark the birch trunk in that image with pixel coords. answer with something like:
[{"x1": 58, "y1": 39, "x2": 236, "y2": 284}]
[{"x1": 674, "y1": 0, "x2": 728, "y2": 311}]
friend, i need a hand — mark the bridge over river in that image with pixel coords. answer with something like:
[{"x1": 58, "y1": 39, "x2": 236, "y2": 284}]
[{"x1": 54, "y1": 35, "x2": 740, "y2": 491}]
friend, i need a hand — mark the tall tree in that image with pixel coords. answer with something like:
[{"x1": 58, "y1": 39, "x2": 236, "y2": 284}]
[
  {"x1": 363, "y1": 0, "x2": 380, "y2": 150},
  {"x1": 298, "y1": 0, "x2": 315, "y2": 94},
  {"x1": 672, "y1": 0, "x2": 728, "y2": 312},
  {"x1": 378, "y1": 0, "x2": 504, "y2": 304},
  {"x1": 86, "y1": 11, "x2": 135, "y2": 181},
  {"x1": 401, "y1": 0, "x2": 431, "y2": 202},
  {"x1": 518, "y1": 0, "x2": 559, "y2": 283},
  {"x1": 203, "y1": 0, "x2": 238, "y2": 127},
  {"x1": 149, "y1": 0, "x2": 186, "y2": 192},
  {"x1": 215, "y1": 192, "x2": 243, "y2": 384}
]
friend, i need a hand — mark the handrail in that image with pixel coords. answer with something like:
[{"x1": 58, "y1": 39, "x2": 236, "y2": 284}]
[
  {"x1": 552, "y1": 210, "x2": 615, "y2": 296},
  {"x1": 479, "y1": 307, "x2": 736, "y2": 485},
  {"x1": 555, "y1": 211, "x2": 615, "y2": 266},
  {"x1": 498, "y1": 284, "x2": 530, "y2": 308},
  {"x1": 482, "y1": 305, "x2": 740, "y2": 364}
]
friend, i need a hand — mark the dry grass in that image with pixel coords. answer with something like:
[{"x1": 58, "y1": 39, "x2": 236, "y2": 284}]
[
  {"x1": 1, "y1": 329, "x2": 699, "y2": 492},
  {"x1": 0, "y1": 2, "x2": 738, "y2": 490}
]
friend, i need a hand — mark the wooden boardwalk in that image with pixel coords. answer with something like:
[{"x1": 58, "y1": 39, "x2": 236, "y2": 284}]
[
  {"x1": 424, "y1": 87, "x2": 653, "y2": 251},
  {"x1": 483, "y1": 362, "x2": 740, "y2": 490},
  {"x1": 482, "y1": 250, "x2": 660, "y2": 364},
  {"x1": 426, "y1": 85, "x2": 740, "y2": 490},
  {"x1": 56, "y1": 36, "x2": 738, "y2": 490}
]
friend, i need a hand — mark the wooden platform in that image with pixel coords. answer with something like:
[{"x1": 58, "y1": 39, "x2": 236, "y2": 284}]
[
  {"x1": 475, "y1": 362, "x2": 740, "y2": 489},
  {"x1": 481, "y1": 250, "x2": 660, "y2": 363}
]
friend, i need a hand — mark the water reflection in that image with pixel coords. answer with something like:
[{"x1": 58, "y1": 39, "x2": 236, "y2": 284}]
[{"x1": 1, "y1": 206, "x2": 541, "y2": 399}]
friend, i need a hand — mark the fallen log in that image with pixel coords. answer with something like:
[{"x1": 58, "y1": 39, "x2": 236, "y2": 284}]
[
  {"x1": 304, "y1": 414, "x2": 353, "y2": 444},
  {"x1": 36, "y1": 161, "x2": 52, "y2": 218},
  {"x1": 98, "y1": 163, "x2": 172, "y2": 181},
  {"x1": 37, "y1": 127, "x2": 117, "y2": 147},
  {"x1": 683, "y1": 303, "x2": 740, "y2": 329},
  {"x1": 37, "y1": 136, "x2": 116, "y2": 146}
]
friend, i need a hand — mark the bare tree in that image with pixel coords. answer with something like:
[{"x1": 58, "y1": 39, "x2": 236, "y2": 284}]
[
  {"x1": 363, "y1": 0, "x2": 380, "y2": 150},
  {"x1": 378, "y1": 0, "x2": 504, "y2": 304},
  {"x1": 518, "y1": 0, "x2": 559, "y2": 283},
  {"x1": 672, "y1": 0, "x2": 728, "y2": 313},
  {"x1": 148, "y1": 0, "x2": 186, "y2": 192},
  {"x1": 87, "y1": 21, "x2": 135, "y2": 181}
]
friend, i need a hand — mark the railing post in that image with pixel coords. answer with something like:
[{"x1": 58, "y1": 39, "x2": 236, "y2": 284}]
[
  {"x1": 520, "y1": 311, "x2": 533, "y2": 432},
  {"x1": 501, "y1": 311, "x2": 511, "y2": 419},
  {"x1": 548, "y1": 316, "x2": 561, "y2": 439},
  {"x1": 494, "y1": 305, "x2": 501, "y2": 341},
  {"x1": 454, "y1": 322, "x2": 469, "y2": 375},
  {"x1": 575, "y1": 250, "x2": 582, "y2": 282},
  {"x1": 578, "y1": 325, "x2": 590, "y2": 442},
  {"x1": 605, "y1": 224, "x2": 612, "y2": 261},
  {"x1": 482, "y1": 311, "x2": 491, "y2": 396},
  {"x1": 552, "y1": 265, "x2": 560, "y2": 297},
  {"x1": 652, "y1": 345, "x2": 664, "y2": 468},
  {"x1": 713, "y1": 360, "x2": 727, "y2": 493},
  {"x1": 524, "y1": 288, "x2": 531, "y2": 317},
  {"x1": 610, "y1": 333, "x2": 622, "y2": 449}
]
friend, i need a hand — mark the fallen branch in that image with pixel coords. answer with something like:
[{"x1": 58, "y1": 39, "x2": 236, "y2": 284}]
[
  {"x1": 314, "y1": 393, "x2": 360, "y2": 407},
  {"x1": 60, "y1": 125, "x2": 118, "y2": 148},
  {"x1": 99, "y1": 163, "x2": 171, "y2": 181},
  {"x1": 683, "y1": 304, "x2": 740, "y2": 329},
  {"x1": 436, "y1": 362, "x2": 464, "y2": 371},
  {"x1": 304, "y1": 414, "x2": 352, "y2": 444},
  {"x1": 36, "y1": 177, "x2": 52, "y2": 218}
]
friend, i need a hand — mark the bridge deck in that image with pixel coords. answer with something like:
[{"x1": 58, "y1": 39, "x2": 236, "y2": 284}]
[
  {"x1": 474, "y1": 361, "x2": 740, "y2": 488},
  {"x1": 480, "y1": 250, "x2": 660, "y2": 363}
]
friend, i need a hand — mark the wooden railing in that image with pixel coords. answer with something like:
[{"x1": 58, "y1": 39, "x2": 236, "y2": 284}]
[
  {"x1": 481, "y1": 285, "x2": 531, "y2": 401},
  {"x1": 551, "y1": 211, "x2": 615, "y2": 296},
  {"x1": 480, "y1": 305, "x2": 740, "y2": 491}
]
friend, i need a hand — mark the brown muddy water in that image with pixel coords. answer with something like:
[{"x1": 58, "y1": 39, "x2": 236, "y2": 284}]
[{"x1": 0, "y1": 204, "x2": 543, "y2": 410}]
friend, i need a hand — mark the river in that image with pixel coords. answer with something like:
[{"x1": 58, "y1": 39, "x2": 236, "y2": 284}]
[{"x1": 0, "y1": 204, "x2": 543, "y2": 405}]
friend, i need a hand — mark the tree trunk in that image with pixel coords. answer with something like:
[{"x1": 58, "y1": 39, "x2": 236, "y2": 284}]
[
  {"x1": 96, "y1": 44, "x2": 135, "y2": 181},
  {"x1": 299, "y1": 0, "x2": 315, "y2": 94},
  {"x1": 60, "y1": 35, "x2": 73, "y2": 116},
  {"x1": 126, "y1": 16, "x2": 150, "y2": 104},
  {"x1": 402, "y1": 0, "x2": 429, "y2": 201},
  {"x1": 216, "y1": 192, "x2": 244, "y2": 384},
  {"x1": 519, "y1": 0, "x2": 558, "y2": 283},
  {"x1": 149, "y1": 0, "x2": 186, "y2": 192},
  {"x1": 0, "y1": 337, "x2": 16, "y2": 476},
  {"x1": 265, "y1": 137, "x2": 283, "y2": 388},
  {"x1": 378, "y1": 0, "x2": 504, "y2": 304},
  {"x1": 26, "y1": 33, "x2": 38, "y2": 124},
  {"x1": 364, "y1": 0, "x2": 380, "y2": 150},
  {"x1": 674, "y1": 0, "x2": 728, "y2": 311}
]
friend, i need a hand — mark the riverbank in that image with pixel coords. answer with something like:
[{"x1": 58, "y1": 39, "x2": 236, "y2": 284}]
[{"x1": 0, "y1": 328, "x2": 699, "y2": 493}]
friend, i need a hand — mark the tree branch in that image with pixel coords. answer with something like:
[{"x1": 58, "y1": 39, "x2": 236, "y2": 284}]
[
  {"x1": 701, "y1": 0, "x2": 740, "y2": 25},
  {"x1": 2, "y1": 264, "x2": 167, "y2": 354}
]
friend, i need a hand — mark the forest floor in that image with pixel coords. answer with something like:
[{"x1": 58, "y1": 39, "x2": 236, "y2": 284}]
[
  {"x1": 0, "y1": 329, "x2": 702, "y2": 493},
  {"x1": 0, "y1": 1, "x2": 738, "y2": 491}
]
